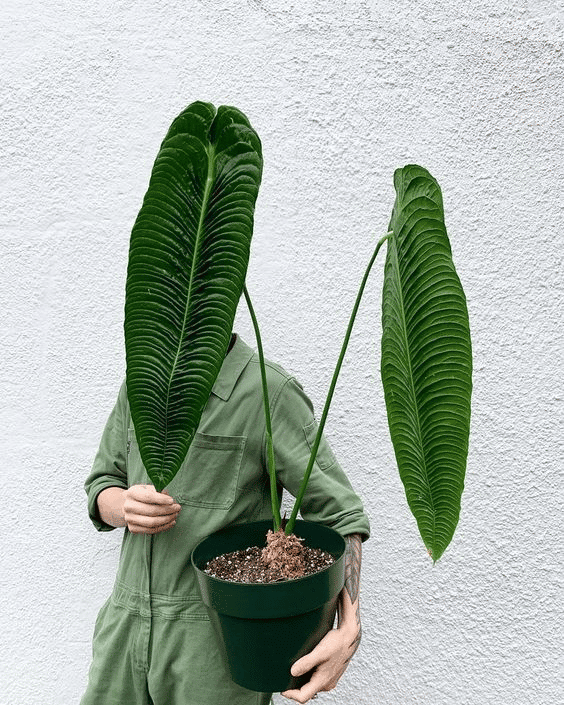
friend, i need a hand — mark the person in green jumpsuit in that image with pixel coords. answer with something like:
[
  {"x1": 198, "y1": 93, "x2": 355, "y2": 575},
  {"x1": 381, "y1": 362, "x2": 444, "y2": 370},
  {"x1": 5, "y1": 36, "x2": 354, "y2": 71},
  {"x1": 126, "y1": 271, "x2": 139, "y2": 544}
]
[{"x1": 81, "y1": 334, "x2": 370, "y2": 705}]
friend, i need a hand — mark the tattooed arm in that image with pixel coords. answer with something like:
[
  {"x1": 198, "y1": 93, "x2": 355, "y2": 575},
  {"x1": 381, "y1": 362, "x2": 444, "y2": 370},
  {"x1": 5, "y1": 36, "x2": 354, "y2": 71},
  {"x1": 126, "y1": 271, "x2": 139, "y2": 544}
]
[
  {"x1": 339, "y1": 532, "x2": 363, "y2": 656},
  {"x1": 281, "y1": 534, "x2": 363, "y2": 703}
]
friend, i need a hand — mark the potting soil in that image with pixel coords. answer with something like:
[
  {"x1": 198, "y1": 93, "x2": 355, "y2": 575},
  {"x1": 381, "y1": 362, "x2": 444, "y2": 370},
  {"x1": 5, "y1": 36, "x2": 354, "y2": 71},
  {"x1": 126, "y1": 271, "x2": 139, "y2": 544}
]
[{"x1": 203, "y1": 544, "x2": 335, "y2": 583}]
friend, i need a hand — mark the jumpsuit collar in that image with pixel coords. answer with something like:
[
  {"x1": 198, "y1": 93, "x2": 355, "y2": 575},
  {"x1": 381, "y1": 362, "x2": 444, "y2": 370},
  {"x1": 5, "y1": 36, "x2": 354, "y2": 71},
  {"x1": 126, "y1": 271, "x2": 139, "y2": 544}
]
[{"x1": 211, "y1": 334, "x2": 255, "y2": 401}]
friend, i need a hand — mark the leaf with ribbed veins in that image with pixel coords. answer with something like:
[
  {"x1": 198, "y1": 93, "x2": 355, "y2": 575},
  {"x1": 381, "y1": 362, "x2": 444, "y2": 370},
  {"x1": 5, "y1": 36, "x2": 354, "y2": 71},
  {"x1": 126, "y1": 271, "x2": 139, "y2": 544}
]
[
  {"x1": 125, "y1": 102, "x2": 262, "y2": 491},
  {"x1": 381, "y1": 165, "x2": 472, "y2": 561}
]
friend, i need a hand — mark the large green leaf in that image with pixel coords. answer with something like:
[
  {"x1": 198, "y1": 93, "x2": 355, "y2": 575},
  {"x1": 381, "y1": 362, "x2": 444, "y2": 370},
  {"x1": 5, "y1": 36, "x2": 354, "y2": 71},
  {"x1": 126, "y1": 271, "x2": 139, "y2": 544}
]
[
  {"x1": 125, "y1": 101, "x2": 263, "y2": 491},
  {"x1": 381, "y1": 165, "x2": 472, "y2": 561}
]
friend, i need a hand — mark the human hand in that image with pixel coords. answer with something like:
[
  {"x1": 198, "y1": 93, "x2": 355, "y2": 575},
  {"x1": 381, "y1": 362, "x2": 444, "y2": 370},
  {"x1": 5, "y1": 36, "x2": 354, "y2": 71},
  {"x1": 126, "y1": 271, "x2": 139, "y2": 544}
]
[
  {"x1": 281, "y1": 622, "x2": 360, "y2": 703},
  {"x1": 122, "y1": 484, "x2": 181, "y2": 534}
]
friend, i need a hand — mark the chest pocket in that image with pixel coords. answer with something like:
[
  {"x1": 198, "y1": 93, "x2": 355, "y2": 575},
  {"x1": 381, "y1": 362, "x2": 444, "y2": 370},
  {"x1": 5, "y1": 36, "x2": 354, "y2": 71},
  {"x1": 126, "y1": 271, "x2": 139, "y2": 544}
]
[{"x1": 127, "y1": 429, "x2": 246, "y2": 510}]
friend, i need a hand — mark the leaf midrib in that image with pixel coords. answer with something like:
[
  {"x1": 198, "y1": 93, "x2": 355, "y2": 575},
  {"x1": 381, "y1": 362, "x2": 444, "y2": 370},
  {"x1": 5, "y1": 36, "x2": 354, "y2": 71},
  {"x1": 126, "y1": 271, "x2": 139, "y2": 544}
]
[
  {"x1": 390, "y1": 228, "x2": 437, "y2": 552},
  {"x1": 158, "y1": 139, "x2": 217, "y2": 480}
]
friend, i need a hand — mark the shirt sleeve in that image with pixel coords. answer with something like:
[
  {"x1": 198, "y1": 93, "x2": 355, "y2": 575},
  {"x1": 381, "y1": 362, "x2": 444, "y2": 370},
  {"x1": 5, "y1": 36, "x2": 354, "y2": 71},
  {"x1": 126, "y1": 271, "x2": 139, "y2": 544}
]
[
  {"x1": 269, "y1": 376, "x2": 370, "y2": 541},
  {"x1": 84, "y1": 381, "x2": 129, "y2": 532}
]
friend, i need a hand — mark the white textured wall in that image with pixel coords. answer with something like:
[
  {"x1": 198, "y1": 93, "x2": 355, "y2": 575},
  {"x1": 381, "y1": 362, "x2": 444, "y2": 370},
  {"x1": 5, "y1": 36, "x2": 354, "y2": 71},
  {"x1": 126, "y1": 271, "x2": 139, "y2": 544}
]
[{"x1": 2, "y1": 1, "x2": 562, "y2": 704}]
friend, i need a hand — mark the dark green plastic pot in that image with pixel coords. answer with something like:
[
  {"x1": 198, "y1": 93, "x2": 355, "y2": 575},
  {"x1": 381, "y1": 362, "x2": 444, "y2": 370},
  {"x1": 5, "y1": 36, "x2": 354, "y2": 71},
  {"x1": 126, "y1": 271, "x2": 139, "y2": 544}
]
[{"x1": 191, "y1": 520, "x2": 346, "y2": 693}]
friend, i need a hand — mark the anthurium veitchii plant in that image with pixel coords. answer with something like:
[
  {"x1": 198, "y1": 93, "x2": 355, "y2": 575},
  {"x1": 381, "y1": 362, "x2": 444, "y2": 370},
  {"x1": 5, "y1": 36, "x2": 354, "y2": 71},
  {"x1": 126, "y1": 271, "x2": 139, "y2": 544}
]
[{"x1": 125, "y1": 101, "x2": 472, "y2": 563}]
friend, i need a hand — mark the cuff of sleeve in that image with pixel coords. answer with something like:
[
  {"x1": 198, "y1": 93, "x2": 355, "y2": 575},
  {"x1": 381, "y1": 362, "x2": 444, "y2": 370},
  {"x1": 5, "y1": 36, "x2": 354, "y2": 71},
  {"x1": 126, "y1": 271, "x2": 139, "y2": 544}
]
[
  {"x1": 87, "y1": 479, "x2": 128, "y2": 532},
  {"x1": 305, "y1": 510, "x2": 370, "y2": 543}
]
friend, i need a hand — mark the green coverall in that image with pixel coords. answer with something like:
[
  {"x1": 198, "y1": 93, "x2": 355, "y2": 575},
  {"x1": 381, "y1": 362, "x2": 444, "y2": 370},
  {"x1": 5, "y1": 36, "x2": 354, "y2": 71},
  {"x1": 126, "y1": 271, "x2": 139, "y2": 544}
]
[{"x1": 81, "y1": 335, "x2": 370, "y2": 705}]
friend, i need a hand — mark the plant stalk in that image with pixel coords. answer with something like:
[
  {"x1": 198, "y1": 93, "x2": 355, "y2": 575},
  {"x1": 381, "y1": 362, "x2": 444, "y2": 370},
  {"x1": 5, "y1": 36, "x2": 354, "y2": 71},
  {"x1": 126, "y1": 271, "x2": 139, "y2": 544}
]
[
  {"x1": 243, "y1": 285, "x2": 282, "y2": 531},
  {"x1": 285, "y1": 232, "x2": 393, "y2": 535}
]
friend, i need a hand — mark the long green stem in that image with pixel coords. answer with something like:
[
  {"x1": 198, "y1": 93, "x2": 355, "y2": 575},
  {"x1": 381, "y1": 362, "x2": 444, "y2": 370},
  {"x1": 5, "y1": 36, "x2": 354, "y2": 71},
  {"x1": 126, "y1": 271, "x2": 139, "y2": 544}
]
[
  {"x1": 243, "y1": 285, "x2": 282, "y2": 531},
  {"x1": 285, "y1": 232, "x2": 393, "y2": 535}
]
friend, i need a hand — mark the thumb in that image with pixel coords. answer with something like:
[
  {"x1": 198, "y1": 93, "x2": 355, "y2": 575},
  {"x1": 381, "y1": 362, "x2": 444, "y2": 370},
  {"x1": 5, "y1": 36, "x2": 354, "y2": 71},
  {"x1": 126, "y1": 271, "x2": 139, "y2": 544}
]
[{"x1": 290, "y1": 646, "x2": 323, "y2": 677}]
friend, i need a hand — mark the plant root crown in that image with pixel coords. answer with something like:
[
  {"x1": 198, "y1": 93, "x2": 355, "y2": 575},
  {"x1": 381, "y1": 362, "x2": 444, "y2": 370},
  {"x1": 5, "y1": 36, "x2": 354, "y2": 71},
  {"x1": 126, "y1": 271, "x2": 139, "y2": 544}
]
[{"x1": 262, "y1": 528, "x2": 306, "y2": 580}]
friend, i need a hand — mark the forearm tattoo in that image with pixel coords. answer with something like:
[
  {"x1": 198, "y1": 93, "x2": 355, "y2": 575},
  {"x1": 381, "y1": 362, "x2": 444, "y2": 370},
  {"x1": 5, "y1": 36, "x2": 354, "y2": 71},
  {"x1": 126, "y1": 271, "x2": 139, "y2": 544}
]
[
  {"x1": 344, "y1": 533, "x2": 362, "y2": 605},
  {"x1": 343, "y1": 533, "x2": 362, "y2": 660}
]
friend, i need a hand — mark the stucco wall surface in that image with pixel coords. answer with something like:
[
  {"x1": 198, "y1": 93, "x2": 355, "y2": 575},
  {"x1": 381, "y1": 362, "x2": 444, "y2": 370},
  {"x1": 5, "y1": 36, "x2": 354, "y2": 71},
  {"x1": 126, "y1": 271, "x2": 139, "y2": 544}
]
[{"x1": 1, "y1": 1, "x2": 562, "y2": 704}]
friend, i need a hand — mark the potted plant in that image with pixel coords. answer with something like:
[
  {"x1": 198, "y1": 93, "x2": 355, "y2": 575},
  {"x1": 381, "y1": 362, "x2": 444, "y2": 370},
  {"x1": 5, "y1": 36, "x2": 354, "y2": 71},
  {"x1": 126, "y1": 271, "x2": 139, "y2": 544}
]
[
  {"x1": 125, "y1": 102, "x2": 472, "y2": 694},
  {"x1": 191, "y1": 163, "x2": 472, "y2": 692}
]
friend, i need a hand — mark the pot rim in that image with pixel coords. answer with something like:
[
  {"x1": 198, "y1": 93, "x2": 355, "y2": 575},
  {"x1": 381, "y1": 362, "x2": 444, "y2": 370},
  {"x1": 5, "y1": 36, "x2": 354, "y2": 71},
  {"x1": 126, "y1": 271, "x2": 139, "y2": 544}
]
[{"x1": 191, "y1": 519, "x2": 346, "y2": 587}]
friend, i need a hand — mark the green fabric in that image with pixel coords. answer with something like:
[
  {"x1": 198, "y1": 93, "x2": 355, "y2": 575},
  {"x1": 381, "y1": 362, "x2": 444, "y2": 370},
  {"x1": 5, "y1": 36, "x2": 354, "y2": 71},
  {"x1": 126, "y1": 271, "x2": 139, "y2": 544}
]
[
  {"x1": 81, "y1": 596, "x2": 272, "y2": 705},
  {"x1": 82, "y1": 334, "x2": 370, "y2": 703}
]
